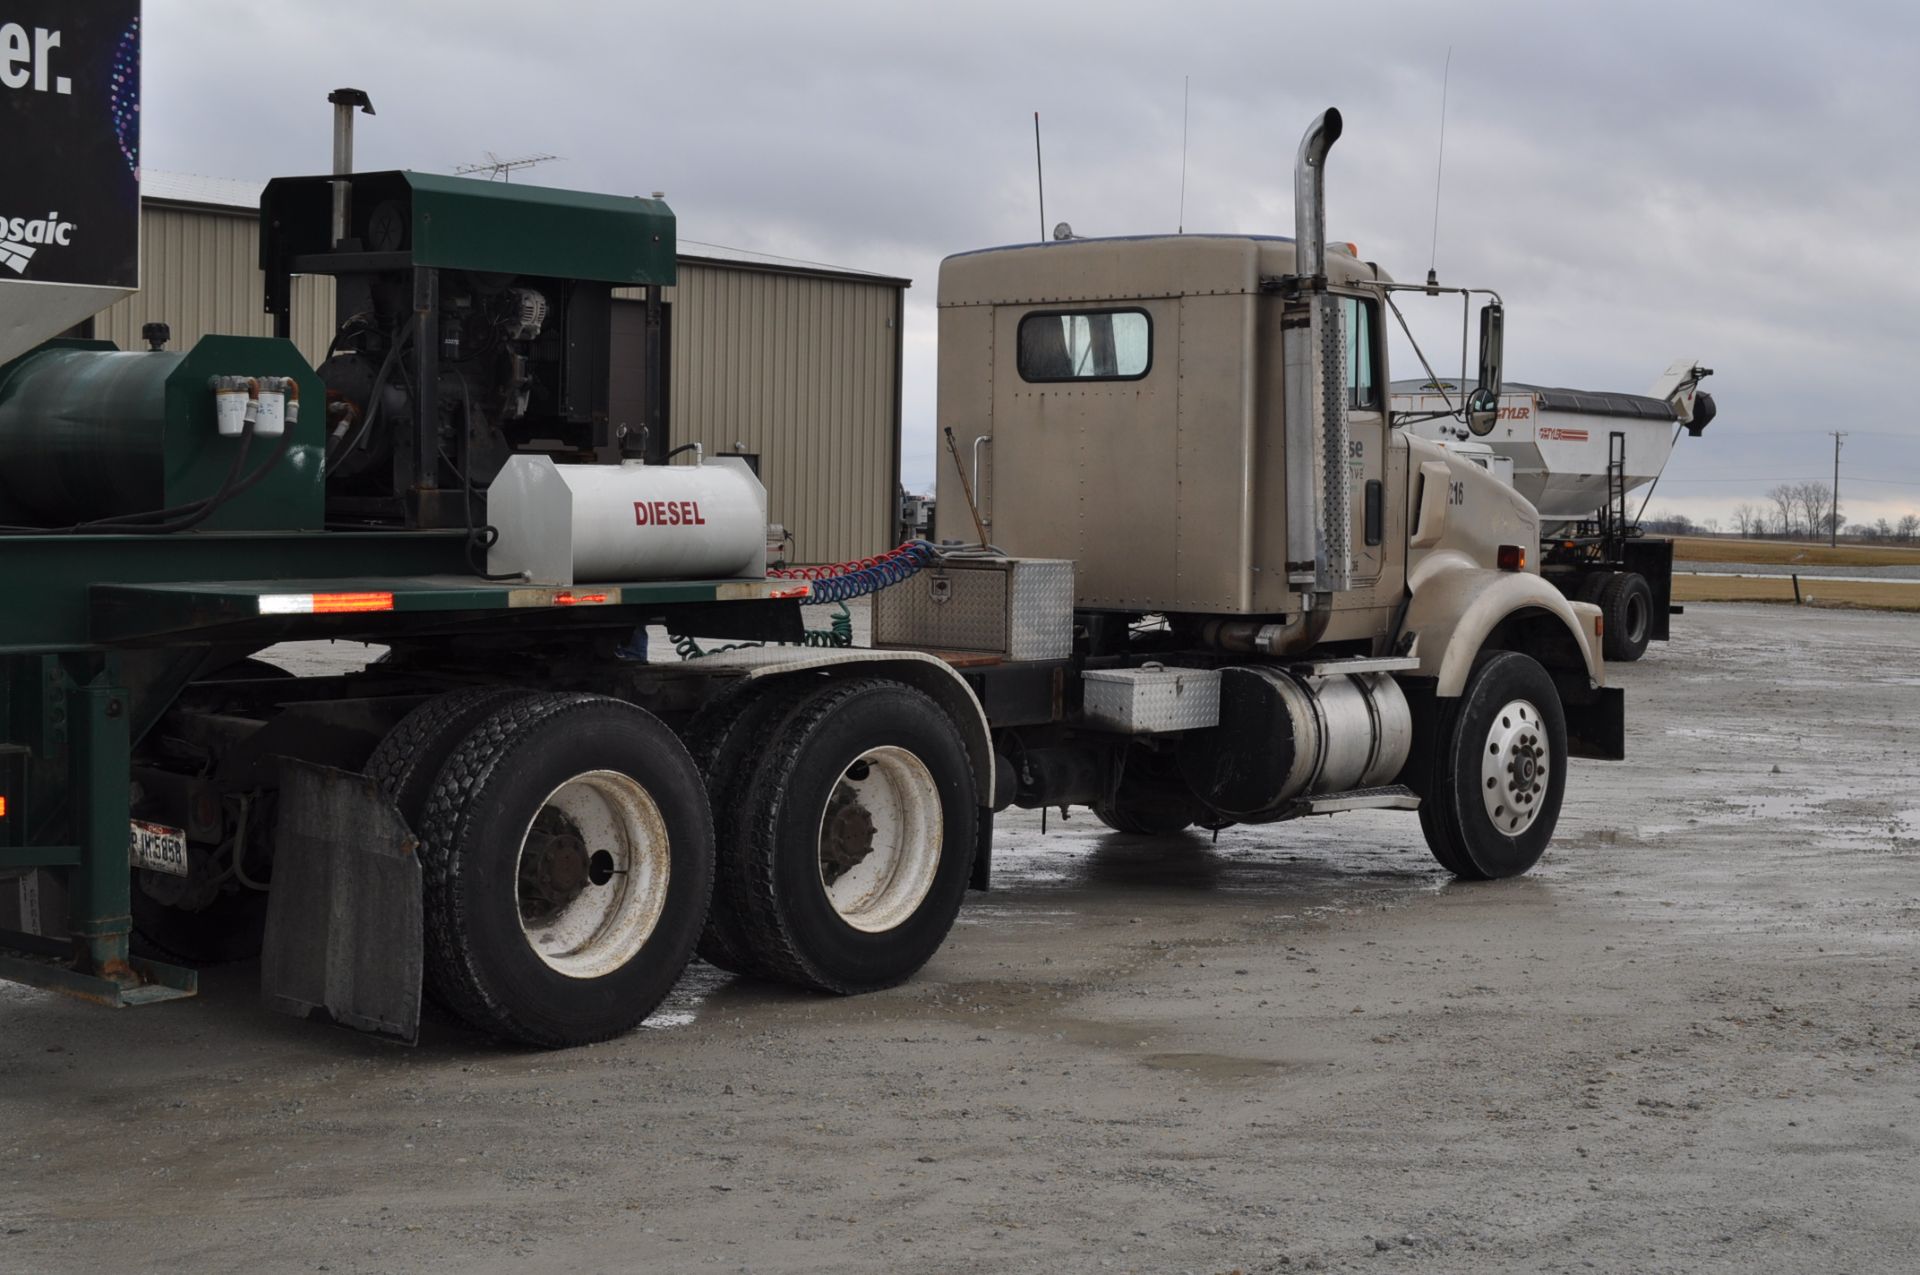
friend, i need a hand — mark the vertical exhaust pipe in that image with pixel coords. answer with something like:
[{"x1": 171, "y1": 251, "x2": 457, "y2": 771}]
[
  {"x1": 1282, "y1": 107, "x2": 1351, "y2": 595},
  {"x1": 327, "y1": 88, "x2": 375, "y2": 248}
]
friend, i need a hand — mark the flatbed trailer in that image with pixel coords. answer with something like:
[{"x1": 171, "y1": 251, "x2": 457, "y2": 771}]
[{"x1": 1, "y1": 92, "x2": 1625, "y2": 1047}]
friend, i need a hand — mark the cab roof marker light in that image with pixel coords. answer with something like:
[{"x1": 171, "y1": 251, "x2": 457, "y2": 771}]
[{"x1": 258, "y1": 591, "x2": 395, "y2": 615}]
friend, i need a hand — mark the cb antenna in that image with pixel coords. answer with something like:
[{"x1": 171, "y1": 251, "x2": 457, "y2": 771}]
[
  {"x1": 1033, "y1": 112, "x2": 1047, "y2": 243},
  {"x1": 1426, "y1": 45, "x2": 1453, "y2": 293},
  {"x1": 1178, "y1": 75, "x2": 1190, "y2": 234}
]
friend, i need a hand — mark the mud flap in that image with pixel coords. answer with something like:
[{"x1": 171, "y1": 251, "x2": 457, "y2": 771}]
[{"x1": 261, "y1": 760, "x2": 423, "y2": 1044}]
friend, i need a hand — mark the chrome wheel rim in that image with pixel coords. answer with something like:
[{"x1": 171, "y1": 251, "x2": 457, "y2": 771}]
[
  {"x1": 1481, "y1": 698, "x2": 1550, "y2": 836},
  {"x1": 815, "y1": 745, "x2": 943, "y2": 934},
  {"x1": 514, "y1": 770, "x2": 670, "y2": 978}
]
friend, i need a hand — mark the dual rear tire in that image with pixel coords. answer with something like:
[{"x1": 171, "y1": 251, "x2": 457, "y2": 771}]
[
  {"x1": 688, "y1": 678, "x2": 978, "y2": 994},
  {"x1": 369, "y1": 676, "x2": 977, "y2": 1045},
  {"x1": 373, "y1": 690, "x2": 713, "y2": 1048}
]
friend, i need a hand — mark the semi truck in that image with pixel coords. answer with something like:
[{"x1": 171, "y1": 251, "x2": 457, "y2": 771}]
[
  {"x1": 1392, "y1": 362, "x2": 1718, "y2": 661},
  {"x1": 0, "y1": 74, "x2": 1623, "y2": 1045}
]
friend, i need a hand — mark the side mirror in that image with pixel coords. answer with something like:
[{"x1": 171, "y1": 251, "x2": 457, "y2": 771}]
[{"x1": 1467, "y1": 301, "x2": 1504, "y2": 436}]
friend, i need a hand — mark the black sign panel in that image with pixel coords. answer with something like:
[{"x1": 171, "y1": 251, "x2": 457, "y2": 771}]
[{"x1": 0, "y1": 2, "x2": 140, "y2": 287}]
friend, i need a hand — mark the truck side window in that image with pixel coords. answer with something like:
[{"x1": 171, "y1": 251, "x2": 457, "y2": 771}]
[
  {"x1": 1017, "y1": 309, "x2": 1151, "y2": 382},
  {"x1": 1341, "y1": 297, "x2": 1380, "y2": 411}
]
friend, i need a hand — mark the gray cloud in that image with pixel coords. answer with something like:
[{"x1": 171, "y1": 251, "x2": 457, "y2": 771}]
[{"x1": 145, "y1": 0, "x2": 1919, "y2": 522}]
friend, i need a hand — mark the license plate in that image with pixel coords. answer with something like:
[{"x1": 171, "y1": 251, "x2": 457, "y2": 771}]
[{"x1": 129, "y1": 819, "x2": 189, "y2": 877}]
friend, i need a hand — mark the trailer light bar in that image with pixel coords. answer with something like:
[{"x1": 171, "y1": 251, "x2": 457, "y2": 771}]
[
  {"x1": 258, "y1": 591, "x2": 396, "y2": 615},
  {"x1": 551, "y1": 591, "x2": 611, "y2": 606},
  {"x1": 1497, "y1": 544, "x2": 1527, "y2": 572}
]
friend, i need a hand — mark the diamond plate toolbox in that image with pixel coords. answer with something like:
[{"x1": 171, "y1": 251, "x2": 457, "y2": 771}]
[
  {"x1": 873, "y1": 557, "x2": 1074, "y2": 660},
  {"x1": 1080, "y1": 666, "x2": 1221, "y2": 733}
]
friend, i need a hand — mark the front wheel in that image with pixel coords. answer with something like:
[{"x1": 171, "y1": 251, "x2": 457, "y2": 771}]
[{"x1": 1416, "y1": 651, "x2": 1567, "y2": 880}]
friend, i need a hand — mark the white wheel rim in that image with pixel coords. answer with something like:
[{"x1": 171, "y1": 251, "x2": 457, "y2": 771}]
[
  {"x1": 814, "y1": 745, "x2": 943, "y2": 934},
  {"x1": 1480, "y1": 698, "x2": 1550, "y2": 836},
  {"x1": 514, "y1": 770, "x2": 670, "y2": 979}
]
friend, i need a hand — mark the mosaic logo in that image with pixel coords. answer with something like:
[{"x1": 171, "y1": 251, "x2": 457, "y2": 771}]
[{"x1": 0, "y1": 213, "x2": 76, "y2": 274}]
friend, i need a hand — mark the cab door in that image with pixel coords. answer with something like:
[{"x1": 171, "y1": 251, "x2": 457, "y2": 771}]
[{"x1": 1340, "y1": 294, "x2": 1387, "y2": 585}]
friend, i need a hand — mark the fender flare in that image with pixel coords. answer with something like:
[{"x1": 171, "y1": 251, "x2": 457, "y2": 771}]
[
  {"x1": 1402, "y1": 550, "x2": 1605, "y2": 697},
  {"x1": 668, "y1": 647, "x2": 996, "y2": 806}
]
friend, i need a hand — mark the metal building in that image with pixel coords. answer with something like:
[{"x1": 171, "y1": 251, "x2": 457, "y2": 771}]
[{"x1": 80, "y1": 173, "x2": 907, "y2": 564}]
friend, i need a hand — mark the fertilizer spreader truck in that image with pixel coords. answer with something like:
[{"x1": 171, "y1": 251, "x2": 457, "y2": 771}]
[
  {"x1": 1393, "y1": 362, "x2": 1718, "y2": 661},
  {"x1": 0, "y1": 107, "x2": 1622, "y2": 1046}
]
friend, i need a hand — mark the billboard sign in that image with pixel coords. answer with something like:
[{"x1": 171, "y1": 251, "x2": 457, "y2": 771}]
[{"x1": 0, "y1": 2, "x2": 141, "y2": 288}]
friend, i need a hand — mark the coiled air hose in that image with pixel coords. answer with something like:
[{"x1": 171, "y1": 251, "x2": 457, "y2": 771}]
[{"x1": 668, "y1": 539, "x2": 942, "y2": 659}]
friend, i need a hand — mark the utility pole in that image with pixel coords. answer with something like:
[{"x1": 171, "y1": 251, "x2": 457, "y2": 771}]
[{"x1": 1829, "y1": 430, "x2": 1846, "y2": 547}]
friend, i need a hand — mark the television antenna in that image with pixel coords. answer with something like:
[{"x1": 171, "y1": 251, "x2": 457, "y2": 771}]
[{"x1": 455, "y1": 151, "x2": 561, "y2": 182}]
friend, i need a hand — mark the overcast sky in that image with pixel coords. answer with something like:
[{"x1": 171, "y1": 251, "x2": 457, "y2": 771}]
[{"x1": 147, "y1": 0, "x2": 1920, "y2": 526}]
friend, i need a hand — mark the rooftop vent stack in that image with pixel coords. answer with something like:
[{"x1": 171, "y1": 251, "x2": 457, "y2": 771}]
[{"x1": 1283, "y1": 107, "x2": 1351, "y2": 594}]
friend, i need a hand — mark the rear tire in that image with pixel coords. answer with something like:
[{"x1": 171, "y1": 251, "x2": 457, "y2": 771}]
[
  {"x1": 681, "y1": 678, "x2": 820, "y2": 978},
  {"x1": 718, "y1": 679, "x2": 977, "y2": 994},
  {"x1": 415, "y1": 693, "x2": 714, "y2": 1047},
  {"x1": 1416, "y1": 651, "x2": 1567, "y2": 880},
  {"x1": 366, "y1": 686, "x2": 532, "y2": 830},
  {"x1": 1598, "y1": 572, "x2": 1653, "y2": 662}
]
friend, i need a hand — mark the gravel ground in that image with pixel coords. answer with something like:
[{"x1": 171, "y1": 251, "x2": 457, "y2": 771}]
[{"x1": 3, "y1": 602, "x2": 1918, "y2": 1274}]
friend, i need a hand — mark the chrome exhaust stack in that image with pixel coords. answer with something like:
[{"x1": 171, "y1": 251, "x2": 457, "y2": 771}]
[{"x1": 1282, "y1": 107, "x2": 1351, "y2": 594}]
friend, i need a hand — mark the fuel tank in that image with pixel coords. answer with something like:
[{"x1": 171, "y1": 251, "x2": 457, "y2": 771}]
[{"x1": 486, "y1": 454, "x2": 767, "y2": 585}]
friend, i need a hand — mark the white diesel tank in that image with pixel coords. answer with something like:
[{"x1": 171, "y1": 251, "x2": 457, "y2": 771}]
[{"x1": 486, "y1": 454, "x2": 767, "y2": 585}]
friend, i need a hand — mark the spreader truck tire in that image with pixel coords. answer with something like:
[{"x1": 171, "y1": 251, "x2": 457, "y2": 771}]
[
  {"x1": 1597, "y1": 571, "x2": 1654, "y2": 663},
  {"x1": 716, "y1": 678, "x2": 977, "y2": 994},
  {"x1": 415, "y1": 693, "x2": 715, "y2": 1047},
  {"x1": 1416, "y1": 651, "x2": 1568, "y2": 881}
]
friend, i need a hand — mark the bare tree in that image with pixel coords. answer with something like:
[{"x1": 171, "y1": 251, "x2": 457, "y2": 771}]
[
  {"x1": 1732, "y1": 503, "x2": 1761, "y2": 537},
  {"x1": 1767, "y1": 484, "x2": 1797, "y2": 537},
  {"x1": 1899, "y1": 513, "x2": 1920, "y2": 543},
  {"x1": 1701, "y1": 517, "x2": 1720, "y2": 535},
  {"x1": 1793, "y1": 481, "x2": 1833, "y2": 542}
]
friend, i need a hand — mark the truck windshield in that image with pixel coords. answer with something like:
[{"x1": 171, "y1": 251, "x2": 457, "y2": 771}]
[{"x1": 1017, "y1": 309, "x2": 1151, "y2": 382}]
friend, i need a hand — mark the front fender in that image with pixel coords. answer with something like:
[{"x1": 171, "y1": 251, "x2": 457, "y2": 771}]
[{"x1": 1402, "y1": 550, "x2": 1605, "y2": 697}]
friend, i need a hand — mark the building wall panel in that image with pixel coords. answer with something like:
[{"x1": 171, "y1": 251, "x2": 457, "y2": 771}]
[
  {"x1": 93, "y1": 204, "x2": 334, "y2": 365},
  {"x1": 618, "y1": 262, "x2": 902, "y2": 565}
]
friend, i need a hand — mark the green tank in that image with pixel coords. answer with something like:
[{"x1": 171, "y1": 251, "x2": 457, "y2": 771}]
[{"x1": 0, "y1": 336, "x2": 325, "y2": 530}]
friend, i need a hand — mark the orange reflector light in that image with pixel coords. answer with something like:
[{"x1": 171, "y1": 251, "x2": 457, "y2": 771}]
[
  {"x1": 1497, "y1": 544, "x2": 1526, "y2": 571},
  {"x1": 552, "y1": 591, "x2": 611, "y2": 607},
  {"x1": 770, "y1": 584, "x2": 811, "y2": 600},
  {"x1": 0, "y1": 795, "x2": 7, "y2": 818},
  {"x1": 258, "y1": 591, "x2": 395, "y2": 615}
]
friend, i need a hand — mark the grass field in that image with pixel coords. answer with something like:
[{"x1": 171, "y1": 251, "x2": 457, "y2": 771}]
[
  {"x1": 1671, "y1": 535, "x2": 1920, "y2": 568},
  {"x1": 1672, "y1": 571, "x2": 1920, "y2": 612}
]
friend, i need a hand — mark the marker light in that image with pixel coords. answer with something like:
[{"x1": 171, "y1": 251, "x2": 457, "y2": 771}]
[
  {"x1": 258, "y1": 591, "x2": 396, "y2": 615},
  {"x1": 1497, "y1": 544, "x2": 1527, "y2": 572}
]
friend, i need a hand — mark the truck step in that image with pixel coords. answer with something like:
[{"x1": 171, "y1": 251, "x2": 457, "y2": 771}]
[
  {"x1": 1285, "y1": 655, "x2": 1421, "y2": 677},
  {"x1": 1289, "y1": 784, "x2": 1421, "y2": 815}
]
